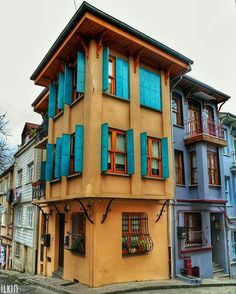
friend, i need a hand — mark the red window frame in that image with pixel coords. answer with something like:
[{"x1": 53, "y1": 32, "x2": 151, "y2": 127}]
[
  {"x1": 70, "y1": 134, "x2": 75, "y2": 175},
  {"x1": 147, "y1": 137, "x2": 162, "y2": 178},
  {"x1": 208, "y1": 151, "x2": 219, "y2": 185},
  {"x1": 185, "y1": 212, "x2": 203, "y2": 247},
  {"x1": 108, "y1": 56, "x2": 116, "y2": 95},
  {"x1": 108, "y1": 129, "x2": 127, "y2": 174},
  {"x1": 190, "y1": 151, "x2": 197, "y2": 185},
  {"x1": 175, "y1": 150, "x2": 185, "y2": 185},
  {"x1": 172, "y1": 94, "x2": 183, "y2": 126}
]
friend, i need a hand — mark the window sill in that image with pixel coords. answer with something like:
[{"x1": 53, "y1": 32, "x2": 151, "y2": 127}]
[
  {"x1": 189, "y1": 184, "x2": 198, "y2": 187},
  {"x1": 227, "y1": 205, "x2": 233, "y2": 208},
  {"x1": 51, "y1": 178, "x2": 61, "y2": 184},
  {"x1": 102, "y1": 172, "x2": 130, "y2": 177},
  {"x1": 209, "y1": 185, "x2": 221, "y2": 188},
  {"x1": 181, "y1": 245, "x2": 212, "y2": 253},
  {"x1": 173, "y1": 124, "x2": 184, "y2": 129},
  {"x1": 176, "y1": 184, "x2": 186, "y2": 187},
  {"x1": 102, "y1": 92, "x2": 130, "y2": 102},
  {"x1": 142, "y1": 176, "x2": 164, "y2": 181},
  {"x1": 53, "y1": 110, "x2": 63, "y2": 121},
  {"x1": 223, "y1": 153, "x2": 230, "y2": 157},
  {"x1": 70, "y1": 94, "x2": 84, "y2": 108},
  {"x1": 68, "y1": 173, "x2": 81, "y2": 179},
  {"x1": 26, "y1": 182, "x2": 32, "y2": 186},
  {"x1": 230, "y1": 260, "x2": 236, "y2": 265},
  {"x1": 140, "y1": 104, "x2": 162, "y2": 113}
]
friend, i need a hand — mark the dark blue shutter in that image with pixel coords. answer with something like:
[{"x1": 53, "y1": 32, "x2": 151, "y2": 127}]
[
  {"x1": 126, "y1": 129, "x2": 134, "y2": 175},
  {"x1": 64, "y1": 66, "x2": 73, "y2": 105},
  {"x1": 74, "y1": 125, "x2": 84, "y2": 173},
  {"x1": 140, "y1": 132, "x2": 148, "y2": 176},
  {"x1": 58, "y1": 73, "x2": 64, "y2": 110},
  {"x1": 61, "y1": 134, "x2": 71, "y2": 176},
  {"x1": 161, "y1": 137, "x2": 169, "y2": 179},
  {"x1": 102, "y1": 47, "x2": 109, "y2": 92},
  {"x1": 101, "y1": 123, "x2": 108, "y2": 172},
  {"x1": 116, "y1": 58, "x2": 129, "y2": 100},
  {"x1": 41, "y1": 161, "x2": 46, "y2": 181},
  {"x1": 45, "y1": 144, "x2": 54, "y2": 181},
  {"x1": 76, "y1": 51, "x2": 85, "y2": 93},
  {"x1": 55, "y1": 137, "x2": 62, "y2": 178},
  {"x1": 48, "y1": 83, "x2": 56, "y2": 118}
]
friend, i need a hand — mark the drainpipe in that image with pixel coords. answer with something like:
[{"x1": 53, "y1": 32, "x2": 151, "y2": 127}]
[{"x1": 224, "y1": 203, "x2": 231, "y2": 277}]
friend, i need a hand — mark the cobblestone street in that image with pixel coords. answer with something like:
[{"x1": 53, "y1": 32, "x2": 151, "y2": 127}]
[
  {"x1": 142, "y1": 287, "x2": 236, "y2": 294},
  {"x1": 0, "y1": 273, "x2": 56, "y2": 294}
]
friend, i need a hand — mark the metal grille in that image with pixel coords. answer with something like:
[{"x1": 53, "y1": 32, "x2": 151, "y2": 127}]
[
  {"x1": 122, "y1": 212, "x2": 153, "y2": 256},
  {"x1": 32, "y1": 181, "x2": 46, "y2": 200}
]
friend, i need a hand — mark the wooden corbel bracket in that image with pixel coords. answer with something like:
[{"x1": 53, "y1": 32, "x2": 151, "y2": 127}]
[
  {"x1": 164, "y1": 65, "x2": 173, "y2": 86},
  {"x1": 96, "y1": 32, "x2": 105, "y2": 58},
  {"x1": 77, "y1": 35, "x2": 89, "y2": 60},
  {"x1": 57, "y1": 58, "x2": 67, "y2": 72},
  {"x1": 134, "y1": 49, "x2": 143, "y2": 73}
]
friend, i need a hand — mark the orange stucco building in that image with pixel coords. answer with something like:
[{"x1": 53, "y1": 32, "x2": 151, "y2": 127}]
[{"x1": 31, "y1": 2, "x2": 193, "y2": 287}]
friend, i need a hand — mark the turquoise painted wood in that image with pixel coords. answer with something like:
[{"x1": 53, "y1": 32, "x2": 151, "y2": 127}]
[
  {"x1": 64, "y1": 66, "x2": 73, "y2": 105},
  {"x1": 102, "y1": 47, "x2": 109, "y2": 92},
  {"x1": 61, "y1": 134, "x2": 71, "y2": 176},
  {"x1": 45, "y1": 144, "x2": 54, "y2": 181},
  {"x1": 161, "y1": 137, "x2": 169, "y2": 179},
  {"x1": 139, "y1": 67, "x2": 161, "y2": 111},
  {"x1": 126, "y1": 129, "x2": 134, "y2": 175},
  {"x1": 41, "y1": 161, "x2": 46, "y2": 181},
  {"x1": 140, "y1": 132, "x2": 148, "y2": 176},
  {"x1": 76, "y1": 51, "x2": 85, "y2": 93},
  {"x1": 55, "y1": 137, "x2": 62, "y2": 178},
  {"x1": 101, "y1": 123, "x2": 108, "y2": 172},
  {"x1": 74, "y1": 125, "x2": 84, "y2": 173},
  {"x1": 58, "y1": 72, "x2": 64, "y2": 110},
  {"x1": 116, "y1": 58, "x2": 129, "y2": 100},
  {"x1": 48, "y1": 83, "x2": 56, "y2": 118}
]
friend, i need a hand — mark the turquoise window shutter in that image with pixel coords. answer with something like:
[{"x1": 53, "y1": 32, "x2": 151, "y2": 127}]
[
  {"x1": 61, "y1": 134, "x2": 71, "y2": 176},
  {"x1": 55, "y1": 137, "x2": 62, "y2": 178},
  {"x1": 76, "y1": 51, "x2": 85, "y2": 93},
  {"x1": 139, "y1": 67, "x2": 162, "y2": 111},
  {"x1": 48, "y1": 83, "x2": 56, "y2": 118},
  {"x1": 116, "y1": 58, "x2": 129, "y2": 100},
  {"x1": 140, "y1": 132, "x2": 148, "y2": 176},
  {"x1": 45, "y1": 144, "x2": 54, "y2": 181},
  {"x1": 41, "y1": 161, "x2": 46, "y2": 181},
  {"x1": 101, "y1": 123, "x2": 108, "y2": 172},
  {"x1": 161, "y1": 137, "x2": 169, "y2": 179},
  {"x1": 102, "y1": 47, "x2": 109, "y2": 92},
  {"x1": 126, "y1": 129, "x2": 134, "y2": 175},
  {"x1": 64, "y1": 66, "x2": 73, "y2": 105},
  {"x1": 58, "y1": 73, "x2": 64, "y2": 110},
  {"x1": 74, "y1": 125, "x2": 84, "y2": 173}
]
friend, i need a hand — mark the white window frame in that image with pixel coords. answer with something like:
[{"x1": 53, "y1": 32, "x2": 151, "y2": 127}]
[
  {"x1": 225, "y1": 176, "x2": 231, "y2": 206},
  {"x1": 223, "y1": 129, "x2": 229, "y2": 155},
  {"x1": 15, "y1": 207, "x2": 23, "y2": 227},
  {"x1": 27, "y1": 162, "x2": 34, "y2": 183},
  {"x1": 26, "y1": 206, "x2": 34, "y2": 228},
  {"x1": 17, "y1": 169, "x2": 22, "y2": 187},
  {"x1": 15, "y1": 242, "x2": 20, "y2": 257},
  {"x1": 231, "y1": 231, "x2": 236, "y2": 261}
]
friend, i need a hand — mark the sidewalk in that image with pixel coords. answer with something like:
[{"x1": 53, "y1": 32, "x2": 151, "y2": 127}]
[{"x1": 1, "y1": 270, "x2": 236, "y2": 294}]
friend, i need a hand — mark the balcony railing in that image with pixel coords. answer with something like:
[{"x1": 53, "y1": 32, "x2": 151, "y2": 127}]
[
  {"x1": 185, "y1": 117, "x2": 224, "y2": 140},
  {"x1": 36, "y1": 116, "x2": 48, "y2": 142},
  {"x1": 185, "y1": 230, "x2": 207, "y2": 248},
  {"x1": 32, "y1": 181, "x2": 46, "y2": 200}
]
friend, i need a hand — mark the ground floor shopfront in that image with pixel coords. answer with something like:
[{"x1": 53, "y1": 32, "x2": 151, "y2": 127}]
[
  {"x1": 173, "y1": 200, "x2": 229, "y2": 279},
  {"x1": 0, "y1": 237, "x2": 12, "y2": 270},
  {"x1": 37, "y1": 198, "x2": 172, "y2": 287}
]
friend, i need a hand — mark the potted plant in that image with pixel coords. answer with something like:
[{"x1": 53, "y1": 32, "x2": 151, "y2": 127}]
[
  {"x1": 128, "y1": 240, "x2": 139, "y2": 254},
  {"x1": 138, "y1": 239, "x2": 148, "y2": 253}
]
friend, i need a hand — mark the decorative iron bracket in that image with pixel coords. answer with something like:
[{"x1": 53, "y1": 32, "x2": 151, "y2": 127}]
[
  {"x1": 155, "y1": 200, "x2": 169, "y2": 223},
  {"x1": 134, "y1": 49, "x2": 143, "y2": 73},
  {"x1": 74, "y1": 199, "x2": 94, "y2": 224},
  {"x1": 101, "y1": 199, "x2": 114, "y2": 224},
  {"x1": 32, "y1": 203, "x2": 49, "y2": 216}
]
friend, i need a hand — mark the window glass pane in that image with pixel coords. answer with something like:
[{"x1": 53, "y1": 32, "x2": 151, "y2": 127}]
[
  {"x1": 151, "y1": 159, "x2": 159, "y2": 175},
  {"x1": 108, "y1": 133, "x2": 112, "y2": 150},
  {"x1": 109, "y1": 60, "x2": 113, "y2": 76},
  {"x1": 172, "y1": 99, "x2": 177, "y2": 111},
  {"x1": 152, "y1": 141, "x2": 159, "y2": 157},
  {"x1": 116, "y1": 134, "x2": 125, "y2": 151},
  {"x1": 108, "y1": 78, "x2": 112, "y2": 94},
  {"x1": 191, "y1": 153, "x2": 196, "y2": 168},
  {"x1": 172, "y1": 113, "x2": 177, "y2": 125},
  {"x1": 116, "y1": 153, "x2": 125, "y2": 171},
  {"x1": 108, "y1": 152, "x2": 111, "y2": 170}
]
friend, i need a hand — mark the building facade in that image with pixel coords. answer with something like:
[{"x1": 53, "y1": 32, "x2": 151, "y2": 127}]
[
  {"x1": 30, "y1": 2, "x2": 192, "y2": 287},
  {"x1": 172, "y1": 76, "x2": 230, "y2": 279},
  {"x1": 219, "y1": 112, "x2": 236, "y2": 278},
  {"x1": 12, "y1": 123, "x2": 41, "y2": 274},
  {"x1": 0, "y1": 165, "x2": 14, "y2": 270}
]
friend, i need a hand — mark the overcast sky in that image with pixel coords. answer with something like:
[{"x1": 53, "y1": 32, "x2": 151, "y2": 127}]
[{"x1": 1, "y1": 0, "x2": 236, "y2": 149}]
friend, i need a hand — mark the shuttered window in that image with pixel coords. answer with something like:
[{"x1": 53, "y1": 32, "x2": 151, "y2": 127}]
[
  {"x1": 101, "y1": 124, "x2": 134, "y2": 174},
  {"x1": 102, "y1": 47, "x2": 129, "y2": 100},
  {"x1": 139, "y1": 67, "x2": 161, "y2": 111},
  {"x1": 175, "y1": 150, "x2": 185, "y2": 185}
]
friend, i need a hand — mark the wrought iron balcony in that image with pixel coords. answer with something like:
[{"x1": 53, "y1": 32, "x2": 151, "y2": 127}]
[
  {"x1": 185, "y1": 230, "x2": 207, "y2": 248},
  {"x1": 184, "y1": 117, "x2": 227, "y2": 147},
  {"x1": 32, "y1": 181, "x2": 46, "y2": 200}
]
